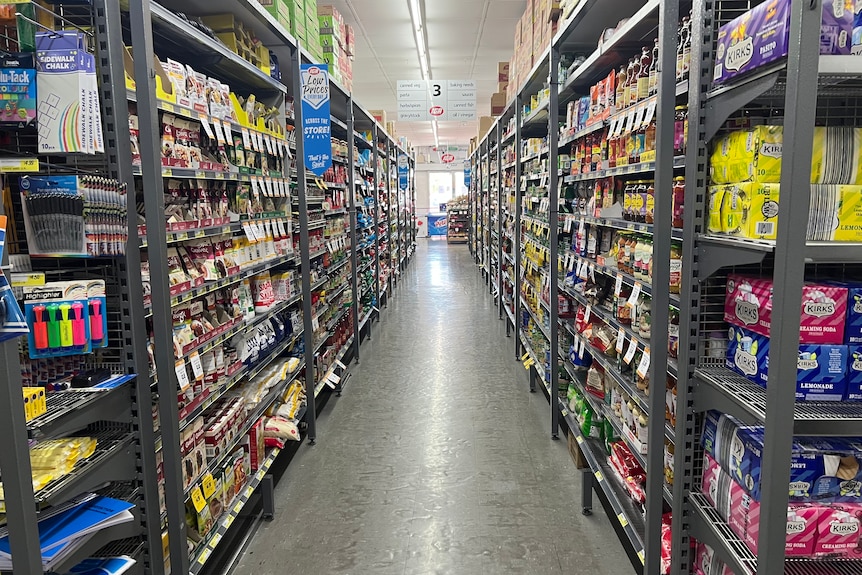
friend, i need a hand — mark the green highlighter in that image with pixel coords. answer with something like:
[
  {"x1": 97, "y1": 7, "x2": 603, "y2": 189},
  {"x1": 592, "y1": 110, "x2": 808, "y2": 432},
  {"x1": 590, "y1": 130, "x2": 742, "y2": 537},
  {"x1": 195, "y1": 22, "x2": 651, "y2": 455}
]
[
  {"x1": 46, "y1": 303, "x2": 61, "y2": 349},
  {"x1": 58, "y1": 303, "x2": 73, "y2": 348}
]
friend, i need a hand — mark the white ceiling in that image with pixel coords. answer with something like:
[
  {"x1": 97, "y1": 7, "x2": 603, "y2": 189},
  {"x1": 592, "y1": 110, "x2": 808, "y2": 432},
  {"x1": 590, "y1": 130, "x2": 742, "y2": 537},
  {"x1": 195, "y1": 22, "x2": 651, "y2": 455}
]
[{"x1": 326, "y1": 0, "x2": 525, "y2": 148}]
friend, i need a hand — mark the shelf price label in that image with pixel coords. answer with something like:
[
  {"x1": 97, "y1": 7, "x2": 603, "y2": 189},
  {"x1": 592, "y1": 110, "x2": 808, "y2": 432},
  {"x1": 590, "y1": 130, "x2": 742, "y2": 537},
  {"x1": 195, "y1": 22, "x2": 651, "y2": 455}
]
[
  {"x1": 626, "y1": 282, "x2": 642, "y2": 308},
  {"x1": 624, "y1": 337, "x2": 638, "y2": 364},
  {"x1": 614, "y1": 273, "x2": 623, "y2": 297},
  {"x1": 584, "y1": 304, "x2": 591, "y2": 323},
  {"x1": 616, "y1": 328, "x2": 625, "y2": 353},
  {"x1": 189, "y1": 351, "x2": 204, "y2": 381},
  {"x1": 241, "y1": 128, "x2": 251, "y2": 150},
  {"x1": 578, "y1": 338, "x2": 586, "y2": 359},
  {"x1": 201, "y1": 473, "x2": 216, "y2": 498},
  {"x1": 636, "y1": 347, "x2": 651, "y2": 379},
  {"x1": 212, "y1": 119, "x2": 227, "y2": 144},
  {"x1": 175, "y1": 359, "x2": 191, "y2": 392},
  {"x1": 190, "y1": 486, "x2": 207, "y2": 513},
  {"x1": 618, "y1": 513, "x2": 629, "y2": 528},
  {"x1": 198, "y1": 115, "x2": 215, "y2": 140}
]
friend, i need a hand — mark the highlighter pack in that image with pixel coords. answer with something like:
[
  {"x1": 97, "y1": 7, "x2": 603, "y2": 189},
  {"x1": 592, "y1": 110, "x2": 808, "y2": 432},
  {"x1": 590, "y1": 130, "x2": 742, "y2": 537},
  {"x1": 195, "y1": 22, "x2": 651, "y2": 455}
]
[{"x1": 22, "y1": 280, "x2": 107, "y2": 359}]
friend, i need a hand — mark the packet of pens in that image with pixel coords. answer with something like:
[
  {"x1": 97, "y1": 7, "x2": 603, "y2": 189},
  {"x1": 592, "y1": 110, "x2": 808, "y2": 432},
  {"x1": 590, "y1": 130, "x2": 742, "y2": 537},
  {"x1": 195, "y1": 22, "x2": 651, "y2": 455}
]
[
  {"x1": 22, "y1": 280, "x2": 107, "y2": 358},
  {"x1": 19, "y1": 175, "x2": 127, "y2": 257},
  {"x1": 0, "y1": 215, "x2": 29, "y2": 343}
]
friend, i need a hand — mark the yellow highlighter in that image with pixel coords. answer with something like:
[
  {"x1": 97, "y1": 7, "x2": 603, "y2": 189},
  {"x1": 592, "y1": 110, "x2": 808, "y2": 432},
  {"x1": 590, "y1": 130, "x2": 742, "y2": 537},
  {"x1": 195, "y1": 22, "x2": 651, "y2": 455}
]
[{"x1": 58, "y1": 303, "x2": 73, "y2": 348}]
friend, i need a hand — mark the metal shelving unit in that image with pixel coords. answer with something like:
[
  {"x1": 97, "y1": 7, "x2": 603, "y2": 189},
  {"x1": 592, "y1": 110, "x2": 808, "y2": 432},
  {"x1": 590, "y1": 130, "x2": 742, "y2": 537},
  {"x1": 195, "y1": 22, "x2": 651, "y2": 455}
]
[{"x1": 0, "y1": 2, "x2": 412, "y2": 574}]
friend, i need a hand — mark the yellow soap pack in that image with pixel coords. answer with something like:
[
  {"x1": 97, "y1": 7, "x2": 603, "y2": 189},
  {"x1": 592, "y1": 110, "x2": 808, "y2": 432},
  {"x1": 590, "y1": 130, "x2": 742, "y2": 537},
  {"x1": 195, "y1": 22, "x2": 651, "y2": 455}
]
[
  {"x1": 710, "y1": 126, "x2": 862, "y2": 185},
  {"x1": 707, "y1": 183, "x2": 780, "y2": 240}
]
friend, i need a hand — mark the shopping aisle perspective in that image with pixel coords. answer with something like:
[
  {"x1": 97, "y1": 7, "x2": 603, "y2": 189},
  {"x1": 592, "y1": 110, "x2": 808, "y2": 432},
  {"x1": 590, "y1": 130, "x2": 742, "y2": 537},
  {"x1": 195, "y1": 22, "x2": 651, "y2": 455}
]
[{"x1": 235, "y1": 241, "x2": 631, "y2": 575}]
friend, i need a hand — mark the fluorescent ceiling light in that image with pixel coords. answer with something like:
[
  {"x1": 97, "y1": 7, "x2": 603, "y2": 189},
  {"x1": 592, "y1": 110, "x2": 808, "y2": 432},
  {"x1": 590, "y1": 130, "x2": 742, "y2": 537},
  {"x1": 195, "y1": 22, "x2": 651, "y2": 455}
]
[{"x1": 408, "y1": 0, "x2": 430, "y2": 80}]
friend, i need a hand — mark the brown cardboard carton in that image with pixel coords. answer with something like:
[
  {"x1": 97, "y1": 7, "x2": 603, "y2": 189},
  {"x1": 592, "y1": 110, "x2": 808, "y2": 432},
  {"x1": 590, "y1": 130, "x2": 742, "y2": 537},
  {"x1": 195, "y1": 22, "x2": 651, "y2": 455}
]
[
  {"x1": 491, "y1": 92, "x2": 506, "y2": 116},
  {"x1": 498, "y1": 61, "x2": 510, "y2": 82}
]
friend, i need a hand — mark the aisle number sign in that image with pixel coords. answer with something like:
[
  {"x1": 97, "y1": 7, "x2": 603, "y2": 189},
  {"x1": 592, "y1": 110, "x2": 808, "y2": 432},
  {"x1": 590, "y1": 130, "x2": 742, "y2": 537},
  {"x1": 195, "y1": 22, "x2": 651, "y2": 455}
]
[
  {"x1": 300, "y1": 64, "x2": 332, "y2": 177},
  {"x1": 397, "y1": 80, "x2": 477, "y2": 121}
]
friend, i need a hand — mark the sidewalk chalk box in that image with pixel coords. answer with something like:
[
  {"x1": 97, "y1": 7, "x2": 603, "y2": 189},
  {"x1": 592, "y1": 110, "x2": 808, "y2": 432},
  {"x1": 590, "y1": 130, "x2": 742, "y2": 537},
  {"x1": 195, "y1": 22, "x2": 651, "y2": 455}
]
[
  {"x1": 726, "y1": 324, "x2": 848, "y2": 401},
  {"x1": 714, "y1": 0, "x2": 853, "y2": 85},
  {"x1": 702, "y1": 410, "x2": 862, "y2": 503},
  {"x1": 725, "y1": 275, "x2": 848, "y2": 344}
]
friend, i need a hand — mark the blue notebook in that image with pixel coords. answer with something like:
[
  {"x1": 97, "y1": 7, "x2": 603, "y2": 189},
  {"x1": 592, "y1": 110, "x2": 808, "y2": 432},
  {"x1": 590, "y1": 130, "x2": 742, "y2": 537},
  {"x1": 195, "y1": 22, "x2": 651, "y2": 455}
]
[{"x1": 63, "y1": 555, "x2": 135, "y2": 575}]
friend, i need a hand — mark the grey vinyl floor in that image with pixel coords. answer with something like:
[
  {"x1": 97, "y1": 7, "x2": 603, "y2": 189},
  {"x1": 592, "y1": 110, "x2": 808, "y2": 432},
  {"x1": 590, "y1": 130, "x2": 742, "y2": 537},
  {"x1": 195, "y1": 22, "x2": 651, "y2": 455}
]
[{"x1": 233, "y1": 240, "x2": 633, "y2": 575}]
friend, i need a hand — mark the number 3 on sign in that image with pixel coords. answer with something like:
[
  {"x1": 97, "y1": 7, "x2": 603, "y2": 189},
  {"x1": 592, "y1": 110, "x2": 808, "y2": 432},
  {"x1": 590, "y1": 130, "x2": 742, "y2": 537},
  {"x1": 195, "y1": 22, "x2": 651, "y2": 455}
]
[{"x1": 432, "y1": 84, "x2": 442, "y2": 97}]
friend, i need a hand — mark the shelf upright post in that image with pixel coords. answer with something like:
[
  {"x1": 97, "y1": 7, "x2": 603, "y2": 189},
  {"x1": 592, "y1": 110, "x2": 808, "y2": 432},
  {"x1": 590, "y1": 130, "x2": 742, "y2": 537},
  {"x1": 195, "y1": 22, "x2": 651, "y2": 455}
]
[
  {"x1": 373, "y1": 124, "x2": 381, "y2": 319},
  {"x1": 548, "y1": 47, "x2": 560, "y2": 440},
  {"x1": 94, "y1": 0, "x2": 163, "y2": 566},
  {"x1": 0, "y1": 211, "x2": 41, "y2": 575},
  {"x1": 755, "y1": 3, "x2": 821, "y2": 573},
  {"x1": 127, "y1": 2, "x2": 187, "y2": 573},
  {"x1": 672, "y1": 0, "x2": 711, "y2": 571},
  {"x1": 486, "y1": 139, "x2": 493, "y2": 291},
  {"x1": 497, "y1": 122, "x2": 504, "y2": 319},
  {"x1": 514, "y1": 95, "x2": 523, "y2": 360},
  {"x1": 347, "y1": 100, "x2": 360, "y2": 364},
  {"x1": 292, "y1": 43, "x2": 317, "y2": 443},
  {"x1": 644, "y1": 0, "x2": 679, "y2": 571}
]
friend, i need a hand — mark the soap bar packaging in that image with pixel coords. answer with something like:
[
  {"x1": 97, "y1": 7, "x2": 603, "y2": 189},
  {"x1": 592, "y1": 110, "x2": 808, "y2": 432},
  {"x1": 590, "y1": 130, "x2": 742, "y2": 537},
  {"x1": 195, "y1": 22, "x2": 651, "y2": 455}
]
[
  {"x1": 702, "y1": 410, "x2": 862, "y2": 503},
  {"x1": 714, "y1": 0, "x2": 852, "y2": 85},
  {"x1": 725, "y1": 275, "x2": 847, "y2": 344},
  {"x1": 726, "y1": 324, "x2": 848, "y2": 400}
]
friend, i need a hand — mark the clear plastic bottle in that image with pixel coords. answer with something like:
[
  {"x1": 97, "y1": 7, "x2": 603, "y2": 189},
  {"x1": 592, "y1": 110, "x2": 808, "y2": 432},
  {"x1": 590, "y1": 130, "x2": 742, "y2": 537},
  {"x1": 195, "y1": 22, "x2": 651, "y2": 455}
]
[
  {"x1": 676, "y1": 17, "x2": 689, "y2": 80},
  {"x1": 616, "y1": 65, "x2": 627, "y2": 110}
]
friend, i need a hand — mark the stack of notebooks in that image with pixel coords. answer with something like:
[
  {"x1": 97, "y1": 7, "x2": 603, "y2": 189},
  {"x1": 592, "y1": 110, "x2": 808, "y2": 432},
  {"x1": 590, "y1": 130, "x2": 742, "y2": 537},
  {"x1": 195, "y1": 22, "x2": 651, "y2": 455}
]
[{"x1": 0, "y1": 494, "x2": 134, "y2": 571}]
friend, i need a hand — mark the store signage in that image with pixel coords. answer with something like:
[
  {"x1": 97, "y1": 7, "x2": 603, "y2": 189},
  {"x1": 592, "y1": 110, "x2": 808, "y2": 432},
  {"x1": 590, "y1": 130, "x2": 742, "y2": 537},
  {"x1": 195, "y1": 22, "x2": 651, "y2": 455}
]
[
  {"x1": 300, "y1": 64, "x2": 332, "y2": 177},
  {"x1": 398, "y1": 154, "x2": 409, "y2": 191},
  {"x1": 441, "y1": 153, "x2": 456, "y2": 164},
  {"x1": 464, "y1": 161, "x2": 472, "y2": 188},
  {"x1": 396, "y1": 80, "x2": 477, "y2": 121}
]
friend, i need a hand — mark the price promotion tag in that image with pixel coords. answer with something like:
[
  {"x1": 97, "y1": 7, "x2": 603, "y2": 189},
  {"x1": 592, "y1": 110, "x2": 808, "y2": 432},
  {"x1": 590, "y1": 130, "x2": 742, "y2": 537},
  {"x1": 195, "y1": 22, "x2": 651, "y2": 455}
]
[
  {"x1": 625, "y1": 109, "x2": 638, "y2": 134},
  {"x1": 637, "y1": 347, "x2": 651, "y2": 379},
  {"x1": 614, "y1": 273, "x2": 623, "y2": 297},
  {"x1": 212, "y1": 119, "x2": 226, "y2": 144},
  {"x1": 642, "y1": 99, "x2": 657, "y2": 129},
  {"x1": 624, "y1": 337, "x2": 638, "y2": 364},
  {"x1": 175, "y1": 359, "x2": 191, "y2": 392},
  {"x1": 578, "y1": 338, "x2": 586, "y2": 359},
  {"x1": 589, "y1": 264, "x2": 596, "y2": 282},
  {"x1": 616, "y1": 328, "x2": 625, "y2": 353},
  {"x1": 190, "y1": 486, "x2": 207, "y2": 513},
  {"x1": 189, "y1": 351, "x2": 204, "y2": 381},
  {"x1": 201, "y1": 473, "x2": 216, "y2": 498},
  {"x1": 199, "y1": 115, "x2": 215, "y2": 139},
  {"x1": 520, "y1": 352, "x2": 530, "y2": 362},
  {"x1": 578, "y1": 260, "x2": 589, "y2": 280},
  {"x1": 241, "y1": 128, "x2": 251, "y2": 151},
  {"x1": 584, "y1": 305, "x2": 592, "y2": 323},
  {"x1": 627, "y1": 281, "x2": 642, "y2": 308}
]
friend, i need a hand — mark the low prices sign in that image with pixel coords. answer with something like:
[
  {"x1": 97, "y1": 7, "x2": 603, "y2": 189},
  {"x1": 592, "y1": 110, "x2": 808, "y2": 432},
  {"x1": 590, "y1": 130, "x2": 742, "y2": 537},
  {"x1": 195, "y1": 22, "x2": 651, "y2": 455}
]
[{"x1": 300, "y1": 64, "x2": 332, "y2": 177}]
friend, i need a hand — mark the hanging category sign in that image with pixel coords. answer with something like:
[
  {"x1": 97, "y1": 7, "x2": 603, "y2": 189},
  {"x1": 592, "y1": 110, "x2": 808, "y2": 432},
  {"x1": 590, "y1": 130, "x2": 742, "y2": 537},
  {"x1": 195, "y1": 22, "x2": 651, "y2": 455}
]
[
  {"x1": 300, "y1": 64, "x2": 332, "y2": 177},
  {"x1": 396, "y1": 80, "x2": 477, "y2": 121},
  {"x1": 398, "y1": 154, "x2": 409, "y2": 191},
  {"x1": 464, "y1": 161, "x2": 472, "y2": 188}
]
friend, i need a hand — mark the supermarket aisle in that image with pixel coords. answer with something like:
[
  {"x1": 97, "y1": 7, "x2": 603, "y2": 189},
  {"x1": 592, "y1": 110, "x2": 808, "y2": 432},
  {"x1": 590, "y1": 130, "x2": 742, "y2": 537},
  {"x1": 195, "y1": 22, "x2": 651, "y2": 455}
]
[{"x1": 234, "y1": 241, "x2": 632, "y2": 575}]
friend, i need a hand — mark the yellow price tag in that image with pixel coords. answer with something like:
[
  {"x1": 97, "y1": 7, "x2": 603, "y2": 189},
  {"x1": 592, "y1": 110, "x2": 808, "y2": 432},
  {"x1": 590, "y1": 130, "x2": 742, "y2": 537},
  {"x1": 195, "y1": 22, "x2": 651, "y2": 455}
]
[
  {"x1": 224, "y1": 514, "x2": 235, "y2": 528},
  {"x1": 637, "y1": 550, "x2": 645, "y2": 564},
  {"x1": 197, "y1": 548, "x2": 211, "y2": 564},
  {"x1": 595, "y1": 470, "x2": 604, "y2": 482},
  {"x1": 201, "y1": 473, "x2": 216, "y2": 499},
  {"x1": 190, "y1": 487, "x2": 207, "y2": 513},
  {"x1": 196, "y1": 171, "x2": 206, "y2": 178},
  {"x1": 520, "y1": 352, "x2": 530, "y2": 361},
  {"x1": 163, "y1": 168, "x2": 173, "y2": 177},
  {"x1": 233, "y1": 501, "x2": 243, "y2": 514},
  {"x1": 209, "y1": 533, "x2": 222, "y2": 548},
  {"x1": 245, "y1": 485, "x2": 254, "y2": 498},
  {"x1": 0, "y1": 158, "x2": 39, "y2": 172},
  {"x1": 618, "y1": 513, "x2": 628, "y2": 527},
  {"x1": 576, "y1": 435, "x2": 584, "y2": 445},
  {"x1": 176, "y1": 232, "x2": 189, "y2": 241}
]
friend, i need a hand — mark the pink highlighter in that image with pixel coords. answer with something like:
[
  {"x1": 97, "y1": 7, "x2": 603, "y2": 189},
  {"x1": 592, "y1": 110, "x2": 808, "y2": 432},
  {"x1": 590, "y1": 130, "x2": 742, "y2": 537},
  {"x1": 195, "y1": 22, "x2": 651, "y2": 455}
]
[
  {"x1": 71, "y1": 302, "x2": 87, "y2": 347},
  {"x1": 89, "y1": 299, "x2": 104, "y2": 345}
]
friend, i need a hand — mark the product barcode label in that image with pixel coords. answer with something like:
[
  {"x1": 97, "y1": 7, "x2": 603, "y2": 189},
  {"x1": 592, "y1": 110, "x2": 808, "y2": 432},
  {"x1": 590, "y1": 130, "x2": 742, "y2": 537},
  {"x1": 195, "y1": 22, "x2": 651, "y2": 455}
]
[
  {"x1": 616, "y1": 328, "x2": 625, "y2": 353},
  {"x1": 624, "y1": 337, "x2": 638, "y2": 364},
  {"x1": 755, "y1": 221, "x2": 775, "y2": 237}
]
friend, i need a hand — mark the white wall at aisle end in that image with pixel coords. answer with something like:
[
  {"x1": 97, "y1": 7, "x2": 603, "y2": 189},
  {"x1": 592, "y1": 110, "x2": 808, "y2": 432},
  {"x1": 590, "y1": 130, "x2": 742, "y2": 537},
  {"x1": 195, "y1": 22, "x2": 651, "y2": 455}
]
[{"x1": 415, "y1": 163, "x2": 464, "y2": 238}]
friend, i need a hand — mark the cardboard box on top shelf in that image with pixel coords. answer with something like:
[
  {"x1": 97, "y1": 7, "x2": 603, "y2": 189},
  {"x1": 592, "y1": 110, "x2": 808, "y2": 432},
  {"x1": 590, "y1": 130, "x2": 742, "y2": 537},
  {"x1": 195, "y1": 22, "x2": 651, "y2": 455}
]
[
  {"x1": 479, "y1": 116, "x2": 495, "y2": 139},
  {"x1": 370, "y1": 109, "x2": 387, "y2": 126},
  {"x1": 258, "y1": 0, "x2": 291, "y2": 28},
  {"x1": 491, "y1": 92, "x2": 506, "y2": 115},
  {"x1": 498, "y1": 61, "x2": 510, "y2": 82},
  {"x1": 498, "y1": 80, "x2": 509, "y2": 93},
  {"x1": 344, "y1": 23, "x2": 356, "y2": 56},
  {"x1": 386, "y1": 121, "x2": 397, "y2": 138}
]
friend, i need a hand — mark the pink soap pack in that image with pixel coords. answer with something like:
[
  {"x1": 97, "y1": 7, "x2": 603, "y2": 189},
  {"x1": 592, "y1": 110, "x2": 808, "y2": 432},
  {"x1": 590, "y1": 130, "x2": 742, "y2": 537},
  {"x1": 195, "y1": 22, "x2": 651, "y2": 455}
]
[
  {"x1": 694, "y1": 543, "x2": 734, "y2": 575},
  {"x1": 701, "y1": 454, "x2": 821, "y2": 556},
  {"x1": 725, "y1": 274, "x2": 847, "y2": 344}
]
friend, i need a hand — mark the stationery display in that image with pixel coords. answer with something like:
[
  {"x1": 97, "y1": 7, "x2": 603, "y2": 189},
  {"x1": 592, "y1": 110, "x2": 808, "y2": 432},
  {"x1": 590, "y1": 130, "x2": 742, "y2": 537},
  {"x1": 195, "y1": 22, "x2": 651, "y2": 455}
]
[
  {"x1": 0, "y1": 214, "x2": 29, "y2": 343},
  {"x1": 22, "y1": 280, "x2": 107, "y2": 358},
  {"x1": 0, "y1": 52, "x2": 36, "y2": 126},
  {"x1": 20, "y1": 175, "x2": 127, "y2": 257}
]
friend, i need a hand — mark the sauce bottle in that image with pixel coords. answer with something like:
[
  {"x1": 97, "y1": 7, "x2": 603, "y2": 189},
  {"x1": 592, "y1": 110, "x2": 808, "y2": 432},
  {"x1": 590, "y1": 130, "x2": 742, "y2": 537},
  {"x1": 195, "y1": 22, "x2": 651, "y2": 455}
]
[
  {"x1": 628, "y1": 57, "x2": 641, "y2": 108},
  {"x1": 672, "y1": 176, "x2": 685, "y2": 228},
  {"x1": 637, "y1": 45, "x2": 651, "y2": 101},
  {"x1": 616, "y1": 65, "x2": 627, "y2": 110},
  {"x1": 676, "y1": 17, "x2": 689, "y2": 81},
  {"x1": 648, "y1": 38, "x2": 660, "y2": 96}
]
